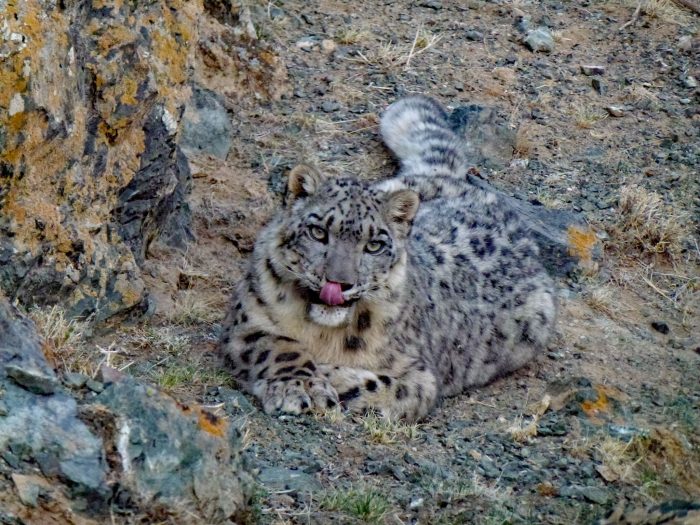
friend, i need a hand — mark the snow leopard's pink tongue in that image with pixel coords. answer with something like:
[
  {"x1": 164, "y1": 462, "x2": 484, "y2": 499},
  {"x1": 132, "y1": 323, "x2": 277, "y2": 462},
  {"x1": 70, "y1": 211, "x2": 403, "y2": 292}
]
[{"x1": 319, "y1": 282, "x2": 345, "y2": 306}]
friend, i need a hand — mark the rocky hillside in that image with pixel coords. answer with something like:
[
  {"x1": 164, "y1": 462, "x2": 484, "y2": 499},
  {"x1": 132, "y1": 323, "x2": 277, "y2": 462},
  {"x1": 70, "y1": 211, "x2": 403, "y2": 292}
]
[{"x1": 1, "y1": 0, "x2": 699, "y2": 524}]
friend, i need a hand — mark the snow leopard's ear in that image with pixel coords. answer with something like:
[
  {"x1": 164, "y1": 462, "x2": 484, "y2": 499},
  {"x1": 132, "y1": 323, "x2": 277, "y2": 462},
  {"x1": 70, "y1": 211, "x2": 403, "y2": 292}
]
[
  {"x1": 287, "y1": 164, "x2": 324, "y2": 202},
  {"x1": 384, "y1": 189, "x2": 419, "y2": 236}
]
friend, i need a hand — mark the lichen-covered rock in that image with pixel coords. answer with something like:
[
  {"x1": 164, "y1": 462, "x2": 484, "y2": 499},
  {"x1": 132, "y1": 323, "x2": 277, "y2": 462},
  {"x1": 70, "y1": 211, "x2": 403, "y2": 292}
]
[
  {"x1": 0, "y1": 0, "x2": 287, "y2": 321},
  {"x1": 89, "y1": 368, "x2": 254, "y2": 522},
  {"x1": 0, "y1": 298, "x2": 110, "y2": 505},
  {"x1": 0, "y1": 296, "x2": 253, "y2": 522}
]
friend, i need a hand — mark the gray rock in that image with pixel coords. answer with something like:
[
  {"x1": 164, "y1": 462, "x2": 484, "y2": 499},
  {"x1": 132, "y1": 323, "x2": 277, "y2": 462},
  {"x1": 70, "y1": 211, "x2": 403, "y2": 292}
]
[
  {"x1": 11, "y1": 474, "x2": 42, "y2": 508},
  {"x1": 219, "y1": 386, "x2": 257, "y2": 414},
  {"x1": 0, "y1": 299, "x2": 109, "y2": 499},
  {"x1": 180, "y1": 85, "x2": 234, "y2": 159},
  {"x1": 419, "y1": 0, "x2": 442, "y2": 9},
  {"x1": 524, "y1": 28, "x2": 555, "y2": 53},
  {"x1": 93, "y1": 374, "x2": 253, "y2": 521},
  {"x1": 465, "y1": 30, "x2": 484, "y2": 41},
  {"x1": 448, "y1": 105, "x2": 517, "y2": 171},
  {"x1": 560, "y1": 484, "x2": 610, "y2": 505},
  {"x1": 606, "y1": 105, "x2": 626, "y2": 117},
  {"x1": 295, "y1": 36, "x2": 320, "y2": 51},
  {"x1": 479, "y1": 456, "x2": 500, "y2": 478},
  {"x1": 514, "y1": 15, "x2": 531, "y2": 34},
  {"x1": 85, "y1": 378, "x2": 104, "y2": 393},
  {"x1": 321, "y1": 100, "x2": 341, "y2": 113},
  {"x1": 592, "y1": 78, "x2": 606, "y2": 95},
  {"x1": 0, "y1": 300, "x2": 252, "y2": 521},
  {"x1": 683, "y1": 75, "x2": 698, "y2": 88},
  {"x1": 64, "y1": 372, "x2": 89, "y2": 388},
  {"x1": 115, "y1": 106, "x2": 194, "y2": 265},
  {"x1": 269, "y1": 6, "x2": 285, "y2": 19},
  {"x1": 5, "y1": 364, "x2": 57, "y2": 395}
]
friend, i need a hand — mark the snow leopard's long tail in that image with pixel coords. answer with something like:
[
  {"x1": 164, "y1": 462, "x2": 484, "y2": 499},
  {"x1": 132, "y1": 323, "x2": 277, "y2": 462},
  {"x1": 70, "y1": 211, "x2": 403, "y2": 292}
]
[{"x1": 379, "y1": 96, "x2": 469, "y2": 200}]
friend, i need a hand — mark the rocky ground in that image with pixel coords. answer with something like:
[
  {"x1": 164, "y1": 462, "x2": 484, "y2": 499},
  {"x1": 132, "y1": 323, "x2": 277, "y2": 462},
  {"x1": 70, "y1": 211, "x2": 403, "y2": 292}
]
[{"x1": 2, "y1": 0, "x2": 699, "y2": 524}]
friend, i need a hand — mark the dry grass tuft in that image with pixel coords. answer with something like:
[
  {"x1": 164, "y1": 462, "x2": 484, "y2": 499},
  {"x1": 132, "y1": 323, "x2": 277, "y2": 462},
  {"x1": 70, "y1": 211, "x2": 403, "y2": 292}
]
[
  {"x1": 335, "y1": 28, "x2": 372, "y2": 45},
  {"x1": 351, "y1": 27, "x2": 442, "y2": 70},
  {"x1": 506, "y1": 393, "x2": 551, "y2": 443},
  {"x1": 635, "y1": 0, "x2": 693, "y2": 24},
  {"x1": 596, "y1": 428, "x2": 700, "y2": 500},
  {"x1": 572, "y1": 103, "x2": 608, "y2": 129},
  {"x1": 514, "y1": 124, "x2": 536, "y2": 158},
  {"x1": 166, "y1": 290, "x2": 222, "y2": 326},
  {"x1": 360, "y1": 413, "x2": 420, "y2": 444},
  {"x1": 611, "y1": 184, "x2": 691, "y2": 261},
  {"x1": 29, "y1": 306, "x2": 94, "y2": 374},
  {"x1": 427, "y1": 475, "x2": 513, "y2": 505},
  {"x1": 584, "y1": 283, "x2": 616, "y2": 316},
  {"x1": 125, "y1": 325, "x2": 190, "y2": 355}
]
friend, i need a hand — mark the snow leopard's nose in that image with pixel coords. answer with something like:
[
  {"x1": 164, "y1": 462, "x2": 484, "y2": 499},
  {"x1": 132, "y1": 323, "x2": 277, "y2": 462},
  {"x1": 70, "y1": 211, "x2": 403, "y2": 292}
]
[{"x1": 325, "y1": 249, "x2": 358, "y2": 290}]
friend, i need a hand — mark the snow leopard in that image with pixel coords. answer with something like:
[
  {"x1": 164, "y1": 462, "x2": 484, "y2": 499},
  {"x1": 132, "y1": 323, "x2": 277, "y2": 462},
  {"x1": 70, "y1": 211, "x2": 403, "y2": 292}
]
[{"x1": 219, "y1": 96, "x2": 556, "y2": 421}]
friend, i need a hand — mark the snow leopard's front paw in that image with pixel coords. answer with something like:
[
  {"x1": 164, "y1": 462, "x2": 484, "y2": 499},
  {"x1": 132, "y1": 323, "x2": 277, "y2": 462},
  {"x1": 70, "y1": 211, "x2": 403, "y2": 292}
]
[
  {"x1": 255, "y1": 377, "x2": 339, "y2": 416},
  {"x1": 317, "y1": 365, "x2": 384, "y2": 414}
]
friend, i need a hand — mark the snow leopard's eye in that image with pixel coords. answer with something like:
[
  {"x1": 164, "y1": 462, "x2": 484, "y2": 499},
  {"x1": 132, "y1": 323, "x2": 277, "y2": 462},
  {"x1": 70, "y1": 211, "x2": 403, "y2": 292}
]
[
  {"x1": 308, "y1": 225, "x2": 327, "y2": 243},
  {"x1": 365, "y1": 240, "x2": 385, "y2": 254}
]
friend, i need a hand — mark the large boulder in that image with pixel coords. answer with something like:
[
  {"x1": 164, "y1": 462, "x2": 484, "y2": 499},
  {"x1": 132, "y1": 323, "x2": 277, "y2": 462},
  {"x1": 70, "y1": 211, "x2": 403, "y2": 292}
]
[
  {"x1": 0, "y1": 0, "x2": 287, "y2": 321},
  {"x1": 0, "y1": 296, "x2": 253, "y2": 522}
]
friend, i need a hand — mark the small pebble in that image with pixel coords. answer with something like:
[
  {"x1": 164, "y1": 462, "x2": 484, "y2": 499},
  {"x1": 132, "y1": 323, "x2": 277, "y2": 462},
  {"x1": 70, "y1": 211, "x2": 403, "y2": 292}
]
[
  {"x1": 605, "y1": 105, "x2": 625, "y2": 117},
  {"x1": 515, "y1": 14, "x2": 531, "y2": 34},
  {"x1": 581, "y1": 64, "x2": 605, "y2": 76},
  {"x1": 650, "y1": 321, "x2": 669, "y2": 334},
  {"x1": 64, "y1": 371, "x2": 89, "y2": 388},
  {"x1": 409, "y1": 497, "x2": 424, "y2": 509},
  {"x1": 523, "y1": 28, "x2": 555, "y2": 53},
  {"x1": 321, "y1": 100, "x2": 341, "y2": 113},
  {"x1": 85, "y1": 378, "x2": 105, "y2": 393},
  {"x1": 682, "y1": 76, "x2": 697, "y2": 88},
  {"x1": 295, "y1": 37, "x2": 319, "y2": 51},
  {"x1": 269, "y1": 7, "x2": 285, "y2": 19},
  {"x1": 321, "y1": 39, "x2": 337, "y2": 54},
  {"x1": 419, "y1": 0, "x2": 442, "y2": 9},
  {"x1": 592, "y1": 78, "x2": 606, "y2": 94}
]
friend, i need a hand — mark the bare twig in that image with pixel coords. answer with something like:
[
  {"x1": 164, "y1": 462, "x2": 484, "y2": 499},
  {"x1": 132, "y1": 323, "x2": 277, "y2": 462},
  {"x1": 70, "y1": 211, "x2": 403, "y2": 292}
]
[
  {"x1": 620, "y1": 1, "x2": 642, "y2": 30},
  {"x1": 405, "y1": 23, "x2": 422, "y2": 70}
]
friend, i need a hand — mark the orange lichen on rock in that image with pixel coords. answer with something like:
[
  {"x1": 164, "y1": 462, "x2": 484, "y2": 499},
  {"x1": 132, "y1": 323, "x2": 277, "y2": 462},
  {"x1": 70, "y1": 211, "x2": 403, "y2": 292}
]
[
  {"x1": 581, "y1": 384, "x2": 628, "y2": 425},
  {"x1": 581, "y1": 385, "x2": 611, "y2": 419},
  {"x1": 197, "y1": 409, "x2": 228, "y2": 438},
  {"x1": 567, "y1": 225, "x2": 598, "y2": 266}
]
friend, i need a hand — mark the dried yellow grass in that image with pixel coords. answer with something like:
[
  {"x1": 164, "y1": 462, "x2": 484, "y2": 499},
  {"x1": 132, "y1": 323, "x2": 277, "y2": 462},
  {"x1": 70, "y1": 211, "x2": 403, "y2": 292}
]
[
  {"x1": 612, "y1": 184, "x2": 691, "y2": 261},
  {"x1": 596, "y1": 428, "x2": 700, "y2": 500},
  {"x1": 29, "y1": 305, "x2": 94, "y2": 374}
]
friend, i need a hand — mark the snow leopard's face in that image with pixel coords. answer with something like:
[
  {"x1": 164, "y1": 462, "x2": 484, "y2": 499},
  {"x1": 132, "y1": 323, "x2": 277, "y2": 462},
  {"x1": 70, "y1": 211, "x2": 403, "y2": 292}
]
[{"x1": 268, "y1": 166, "x2": 418, "y2": 327}]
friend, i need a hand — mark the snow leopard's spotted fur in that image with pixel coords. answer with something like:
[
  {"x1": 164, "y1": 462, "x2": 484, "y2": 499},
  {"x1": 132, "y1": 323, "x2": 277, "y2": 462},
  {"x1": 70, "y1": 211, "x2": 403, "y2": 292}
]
[{"x1": 219, "y1": 96, "x2": 556, "y2": 421}]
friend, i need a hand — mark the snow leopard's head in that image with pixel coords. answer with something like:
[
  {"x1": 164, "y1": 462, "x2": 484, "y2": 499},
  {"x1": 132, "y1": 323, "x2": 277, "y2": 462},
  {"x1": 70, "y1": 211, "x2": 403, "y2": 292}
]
[{"x1": 265, "y1": 165, "x2": 418, "y2": 327}]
